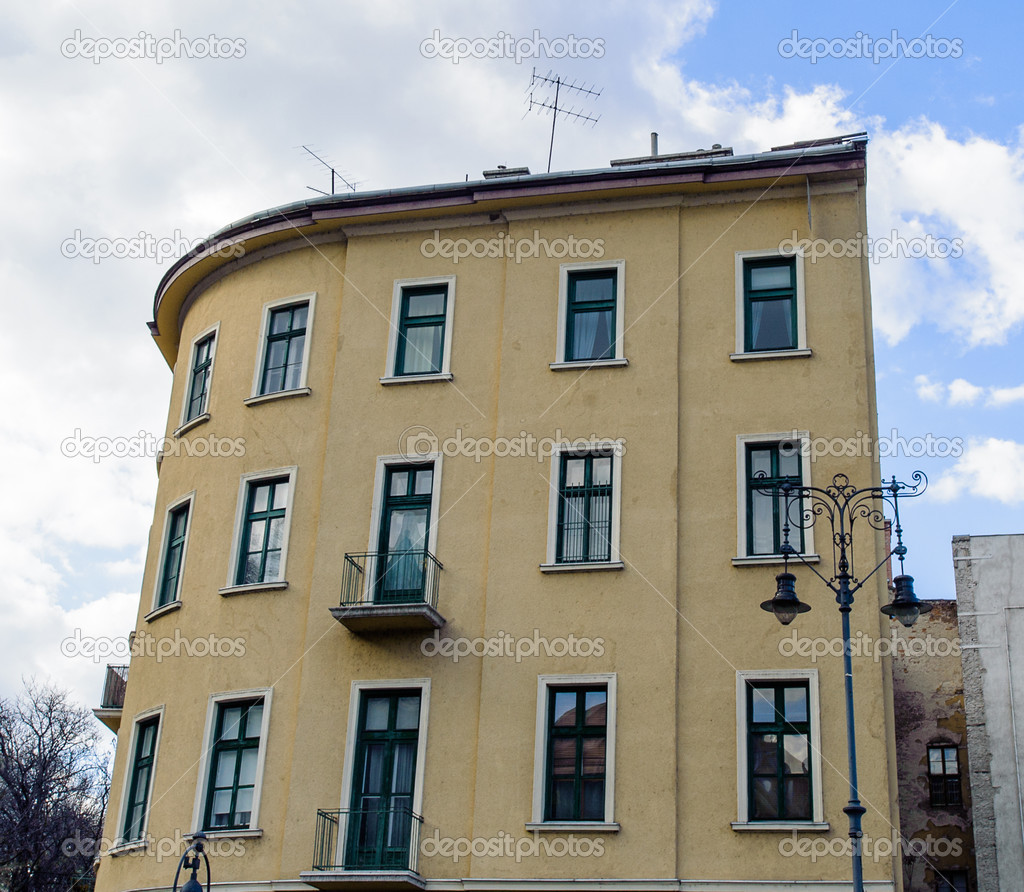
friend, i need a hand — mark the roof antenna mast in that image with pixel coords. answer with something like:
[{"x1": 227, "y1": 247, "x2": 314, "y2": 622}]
[
  {"x1": 525, "y1": 69, "x2": 602, "y2": 173},
  {"x1": 299, "y1": 145, "x2": 361, "y2": 196}
]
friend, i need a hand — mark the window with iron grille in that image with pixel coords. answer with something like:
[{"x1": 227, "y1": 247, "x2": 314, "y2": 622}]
[
  {"x1": 556, "y1": 450, "x2": 613, "y2": 564},
  {"x1": 928, "y1": 745, "x2": 962, "y2": 807}
]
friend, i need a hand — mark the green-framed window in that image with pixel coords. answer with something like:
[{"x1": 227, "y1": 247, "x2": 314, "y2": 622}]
[
  {"x1": 396, "y1": 284, "x2": 448, "y2": 375},
  {"x1": 928, "y1": 745, "x2": 962, "y2": 807},
  {"x1": 744, "y1": 257, "x2": 796, "y2": 352},
  {"x1": 236, "y1": 477, "x2": 289, "y2": 585},
  {"x1": 204, "y1": 699, "x2": 264, "y2": 831},
  {"x1": 556, "y1": 451, "x2": 613, "y2": 564},
  {"x1": 746, "y1": 441, "x2": 803, "y2": 555},
  {"x1": 565, "y1": 270, "x2": 616, "y2": 361},
  {"x1": 746, "y1": 681, "x2": 812, "y2": 821},
  {"x1": 122, "y1": 716, "x2": 159, "y2": 841},
  {"x1": 185, "y1": 333, "x2": 215, "y2": 422},
  {"x1": 260, "y1": 303, "x2": 308, "y2": 394},
  {"x1": 545, "y1": 686, "x2": 607, "y2": 821},
  {"x1": 156, "y1": 502, "x2": 190, "y2": 607}
]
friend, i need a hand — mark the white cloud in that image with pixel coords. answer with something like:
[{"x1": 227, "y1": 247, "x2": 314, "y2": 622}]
[
  {"x1": 915, "y1": 374, "x2": 946, "y2": 403},
  {"x1": 931, "y1": 438, "x2": 1024, "y2": 505},
  {"x1": 948, "y1": 378, "x2": 985, "y2": 406},
  {"x1": 988, "y1": 384, "x2": 1024, "y2": 407}
]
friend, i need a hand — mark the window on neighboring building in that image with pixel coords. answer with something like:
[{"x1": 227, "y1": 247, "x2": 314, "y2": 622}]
[
  {"x1": 545, "y1": 686, "x2": 608, "y2": 821},
  {"x1": 746, "y1": 681, "x2": 812, "y2": 821},
  {"x1": 204, "y1": 699, "x2": 264, "y2": 831},
  {"x1": 122, "y1": 716, "x2": 159, "y2": 842},
  {"x1": 554, "y1": 261, "x2": 626, "y2": 367},
  {"x1": 155, "y1": 501, "x2": 190, "y2": 607},
  {"x1": 744, "y1": 256, "x2": 797, "y2": 352},
  {"x1": 236, "y1": 476, "x2": 290, "y2": 585},
  {"x1": 185, "y1": 332, "x2": 216, "y2": 422},
  {"x1": 556, "y1": 450, "x2": 613, "y2": 564},
  {"x1": 746, "y1": 440, "x2": 804, "y2": 556},
  {"x1": 258, "y1": 300, "x2": 311, "y2": 395},
  {"x1": 928, "y1": 745, "x2": 962, "y2": 807},
  {"x1": 936, "y1": 870, "x2": 969, "y2": 892}
]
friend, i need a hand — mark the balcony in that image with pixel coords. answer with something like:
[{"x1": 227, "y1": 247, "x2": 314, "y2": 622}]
[
  {"x1": 330, "y1": 551, "x2": 444, "y2": 633},
  {"x1": 92, "y1": 664, "x2": 128, "y2": 733},
  {"x1": 300, "y1": 806, "x2": 425, "y2": 891}
]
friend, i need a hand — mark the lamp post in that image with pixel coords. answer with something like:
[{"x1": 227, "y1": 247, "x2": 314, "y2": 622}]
[
  {"x1": 757, "y1": 472, "x2": 929, "y2": 892},
  {"x1": 171, "y1": 832, "x2": 210, "y2": 892}
]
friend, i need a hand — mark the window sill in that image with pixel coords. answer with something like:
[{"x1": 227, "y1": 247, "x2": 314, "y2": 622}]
[
  {"x1": 549, "y1": 358, "x2": 629, "y2": 371},
  {"x1": 525, "y1": 822, "x2": 620, "y2": 833},
  {"x1": 540, "y1": 561, "x2": 625, "y2": 573},
  {"x1": 732, "y1": 554, "x2": 820, "y2": 567},
  {"x1": 218, "y1": 581, "x2": 289, "y2": 597},
  {"x1": 107, "y1": 839, "x2": 148, "y2": 857},
  {"x1": 731, "y1": 821, "x2": 830, "y2": 832},
  {"x1": 196, "y1": 828, "x2": 263, "y2": 840},
  {"x1": 379, "y1": 372, "x2": 453, "y2": 386},
  {"x1": 730, "y1": 349, "x2": 812, "y2": 362},
  {"x1": 173, "y1": 413, "x2": 211, "y2": 438},
  {"x1": 243, "y1": 387, "x2": 311, "y2": 407},
  {"x1": 145, "y1": 600, "x2": 182, "y2": 623}
]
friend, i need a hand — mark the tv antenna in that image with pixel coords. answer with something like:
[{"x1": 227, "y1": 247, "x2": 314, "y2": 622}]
[
  {"x1": 299, "y1": 145, "x2": 360, "y2": 195},
  {"x1": 525, "y1": 69, "x2": 602, "y2": 173}
]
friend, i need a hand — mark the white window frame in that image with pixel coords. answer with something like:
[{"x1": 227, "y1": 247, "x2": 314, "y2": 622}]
[
  {"x1": 733, "y1": 669, "x2": 826, "y2": 830},
  {"x1": 247, "y1": 293, "x2": 316, "y2": 401},
  {"x1": 111, "y1": 705, "x2": 164, "y2": 851},
  {"x1": 337, "y1": 679, "x2": 432, "y2": 851},
  {"x1": 734, "y1": 432, "x2": 817, "y2": 565},
  {"x1": 221, "y1": 467, "x2": 297, "y2": 594},
  {"x1": 552, "y1": 260, "x2": 628, "y2": 369},
  {"x1": 732, "y1": 249, "x2": 810, "y2": 360},
  {"x1": 177, "y1": 322, "x2": 220, "y2": 434},
  {"x1": 541, "y1": 440, "x2": 624, "y2": 571},
  {"x1": 528, "y1": 673, "x2": 619, "y2": 831},
  {"x1": 381, "y1": 276, "x2": 456, "y2": 384},
  {"x1": 148, "y1": 491, "x2": 195, "y2": 618},
  {"x1": 191, "y1": 688, "x2": 273, "y2": 837}
]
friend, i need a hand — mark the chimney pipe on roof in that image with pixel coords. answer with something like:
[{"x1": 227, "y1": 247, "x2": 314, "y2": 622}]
[{"x1": 651, "y1": 132, "x2": 659, "y2": 157}]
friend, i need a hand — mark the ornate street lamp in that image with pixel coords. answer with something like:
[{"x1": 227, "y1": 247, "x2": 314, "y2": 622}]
[
  {"x1": 757, "y1": 472, "x2": 928, "y2": 892},
  {"x1": 172, "y1": 832, "x2": 210, "y2": 892}
]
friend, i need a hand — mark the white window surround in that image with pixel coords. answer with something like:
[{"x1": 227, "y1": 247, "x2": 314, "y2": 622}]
[
  {"x1": 541, "y1": 441, "x2": 624, "y2": 570},
  {"x1": 732, "y1": 249, "x2": 808, "y2": 359},
  {"x1": 176, "y1": 322, "x2": 220, "y2": 433},
  {"x1": 734, "y1": 432, "x2": 817, "y2": 565},
  {"x1": 367, "y1": 453, "x2": 443, "y2": 557},
  {"x1": 220, "y1": 467, "x2": 298, "y2": 594},
  {"x1": 733, "y1": 669, "x2": 827, "y2": 831},
  {"x1": 151, "y1": 492, "x2": 195, "y2": 613},
  {"x1": 337, "y1": 679, "x2": 431, "y2": 833},
  {"x1": 528, "y1": 673, "x2": 618, "y2": 831},
  {"x1": 553, "y1": 260, "x2": 626, "y2": 367},
  {"x1": 381, "y1": 276, "x2": 456, "y2": 383},
  {"x1": 191, "y1": 688, "x2": 273, "y2": 835},
  {"x1": 111, "y1": 705, "x2": 164, "y2": 851},
  {"x1": 248, "y1": 292, "x2": 317, "y2": 399}
]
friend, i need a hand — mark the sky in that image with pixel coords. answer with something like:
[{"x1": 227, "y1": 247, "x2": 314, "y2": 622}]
[{"x1": 1, "y1": 0, "x2": 1021, "y2": 710}]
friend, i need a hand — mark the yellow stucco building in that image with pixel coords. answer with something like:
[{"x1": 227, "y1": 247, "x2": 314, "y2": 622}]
[{"x1": 95, "y1": 133, "x2": 908, "y2": 892}]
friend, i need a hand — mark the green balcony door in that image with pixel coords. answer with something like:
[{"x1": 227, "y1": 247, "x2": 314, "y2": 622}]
[
  {"x1": 346, "y1": 692, "x2": 420, "y2": 869},
  {"x1": 376, "y1": 466, "x2": 432, "y2": 603}
]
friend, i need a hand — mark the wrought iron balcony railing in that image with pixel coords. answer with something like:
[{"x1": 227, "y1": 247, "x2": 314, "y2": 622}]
[
  {"x1": 311, "y1": 806, "x2": 423, "y2": 873},
  {"x1": 330, "y1": 551, "x2": 445, "y2": 632}
]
